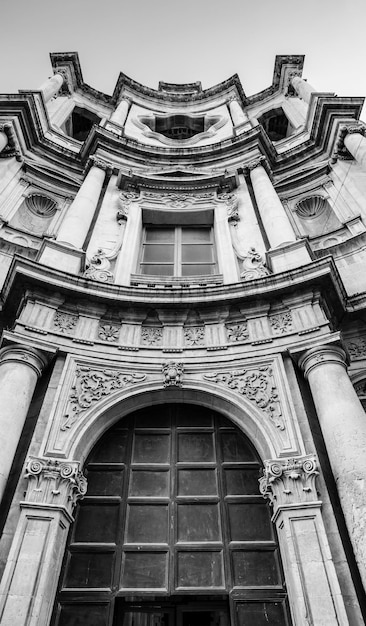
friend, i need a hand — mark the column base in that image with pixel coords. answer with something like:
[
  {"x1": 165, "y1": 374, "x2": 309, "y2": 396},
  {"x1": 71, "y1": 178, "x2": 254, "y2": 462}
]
[
  {"x1": 266, "y1": 238, "x2": 313, "y2": 273},
  {"x1": 37, "y1": 239, "x2": 85, "y2": 275}
]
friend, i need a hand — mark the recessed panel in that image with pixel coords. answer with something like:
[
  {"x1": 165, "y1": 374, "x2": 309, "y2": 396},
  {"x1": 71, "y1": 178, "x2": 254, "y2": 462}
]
[
  {"x1": 224, "y1": 468, "x2": 261, "y2": 495},
  {"x1": 126, "y1": 504, "x2": 169, "y2": 543},
  {"x1": 74, "y1": 504, "x2": 119, "y2": 543},
  {"x1": 178, "y1": 469, "x2": 217, "y2": 496},
  {"x1": 121, "y1": 552, "x2": 168, "y2": 589},
  {"x1": 177, "y1": 551, "x2": 224, "y2": 588},
  {"x1": 232, "y1": 550, "x2": 280, "y2": 586},
  {"x1": 86, "y1": 469, "x2": 124, "y2": 496},
  {"x1": 57, "y1": 604, "x2": 109, "y2": 626},
  {"x1": 235, "y1": 601, "x2": 289, "y2": 626},
  {"x1": 64, "y1": 552, "x2": 114, "y2": 588},
  {"x1": 221, "y1": 432, "x2": 256, "y2": 462},
  {"x1": 178, "y1": 433, "x2": 214, "y2": 462},
  {"x1": 90, "y1": 431, "x2": 128, "y2": 463},
  {"x1": 177, "y1": 504, "x2": 221, "y2": 542},
  {"x1": 176, "y1": 407, "x2": 213, "y2": 427},
  {"x1": 129, "y1": 470, "x2": 170, "y2": 497},
  {"x1": 227, "y1": 503, "x2": 273, "y2": 541},
  {"x1": 133, "y1": 434, "x2": 170, "y2": 463}
]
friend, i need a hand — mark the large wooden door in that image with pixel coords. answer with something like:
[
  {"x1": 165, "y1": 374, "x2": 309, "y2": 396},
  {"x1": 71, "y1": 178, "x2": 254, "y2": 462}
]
[{"x1": 52, "y1": 404, "x2": 291, "y2": 625}]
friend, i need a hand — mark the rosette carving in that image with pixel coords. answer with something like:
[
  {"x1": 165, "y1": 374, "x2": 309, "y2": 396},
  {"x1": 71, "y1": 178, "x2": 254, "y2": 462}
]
[
  {"x1": 259, "y1": 454, "x2": 319, "y2": 508},
  {"x1": 24, "y1": 456, "x2": 87, "y2": 515}
]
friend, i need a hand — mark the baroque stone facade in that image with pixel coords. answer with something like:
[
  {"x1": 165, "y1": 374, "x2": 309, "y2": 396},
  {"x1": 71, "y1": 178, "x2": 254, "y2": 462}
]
[{"x1": 0, "y1": 53, "x2": 366, "y2": 626}]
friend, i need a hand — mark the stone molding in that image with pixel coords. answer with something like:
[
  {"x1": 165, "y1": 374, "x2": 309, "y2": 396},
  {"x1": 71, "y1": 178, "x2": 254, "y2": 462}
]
[
  {"x1": 298, "y1": 344, "x2": 347, "y2": 379},
  {"x1": 259, "y1": 454, "x2": 319, "y2": 510},
  {"x1": 203, "y1": 366, "x2": 284, "y2": 429},
  {"x1": 0, "y1": 344, "x2": 48, "y2": 377},
  {"x1": 24, "y1": 456, "x2": 87, "y2": 517}
]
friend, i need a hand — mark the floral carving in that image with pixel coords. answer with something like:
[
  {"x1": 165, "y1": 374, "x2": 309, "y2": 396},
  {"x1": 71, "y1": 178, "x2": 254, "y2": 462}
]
[
  {"x1": 184, "y1": 326, "x2": 205, "y2": 346},
  {"x1": 347, "y1": 339, "x2": 366, "y2": 359},
  {"x1": 217, "y1": 192, "x2": 239, "y2": 223},
  {"x1": 203, "y1": 366, "x2": 284, "y2": 429},
  {"x1": 240, "y1": 247, "x2": 270, "y2": 280},
  {"x1": 270, "y1": 311, "x2": 293, "y2": 335},
  {"x1": 62, "y1": 366, "x2": 146, "y2": 430},
  {"x1": 53, "y1": 311, "x2": 78, "y2": 335},
  {"x1": 84, "y1": 249, "x2": 114, "y2": 283},
  {"x1": 141, "y1": 327, "x2": 163, "y2": 346},
  {"x1": 162, "y1": 361, "x2": 184, "y2": 387},
  {"x1": 226, "y1": 322, "x2": 248, "y2": 342},
  {"x1": 259, "y1": 454, "x2": 319, "y2": 508},
  {"x1": 117, "y1": 190, "x2": 140, "y2": 223},
  {"x1": 24, "y1": 456, "x2": 87, "y2": 515},
  {"x1": 98, "y1": 323, "x2": 120, "y2": 342}
]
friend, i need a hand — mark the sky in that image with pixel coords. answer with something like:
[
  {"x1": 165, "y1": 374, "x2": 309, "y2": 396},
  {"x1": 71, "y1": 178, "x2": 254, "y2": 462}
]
[{"x1": 1, "y1": 0, "x2": 366, "y2": 118}]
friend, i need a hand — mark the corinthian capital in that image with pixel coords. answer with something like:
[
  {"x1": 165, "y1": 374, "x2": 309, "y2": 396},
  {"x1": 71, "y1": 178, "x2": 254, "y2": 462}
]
[
  {"x1": 88, "y1": 155, "x2": 112, "y2": 173},
  {"x1": 24, "y1": 456, "x2": 87, "y2": 517},
  {"x1": 259, "y1": 454, "x2": 319, "y2": 509}
]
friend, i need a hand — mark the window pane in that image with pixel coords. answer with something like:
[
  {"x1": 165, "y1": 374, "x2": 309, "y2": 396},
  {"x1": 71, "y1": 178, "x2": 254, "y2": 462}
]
[
  {"x1": 181, "y1": 264, "x2": 214, "y2": 276},
  {"x1": 141, "y1": 264, "x2": 174, "y2": 276},
  {"x1": 182, "y1": 228, "x2": 211, "y2": 242},
  {"x1": 182, "y1": 244, "x2": 213, "y2": 263},
  {"x1": 145, "y1": 228, "x2": 174, "y2": 242},
  {"x1": 143, "y1": 244, "x2": 174, "y2": 263}
]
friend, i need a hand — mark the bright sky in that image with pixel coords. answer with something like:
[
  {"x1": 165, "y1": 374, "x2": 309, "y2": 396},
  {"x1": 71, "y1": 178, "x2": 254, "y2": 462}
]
[{"x1": 1, "y1": 0, "x2": 366, "y2": 118}]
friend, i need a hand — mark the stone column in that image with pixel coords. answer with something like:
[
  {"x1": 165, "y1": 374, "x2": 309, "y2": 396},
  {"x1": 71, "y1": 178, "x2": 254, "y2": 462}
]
[
  {"x1": 248, "y1": 159, "x2": 296, "y2": 248},
  {"x1": 39, "y1": 73, "x2": 64, "y2": 103},
  {"x1": 56, "y1": 158, "x2": 108, "y2": 249},
  {"x1": 234, "y1": 173, "x2": 266, "y2": 254},
  {"x1": 291, "y1": 75, "x2": 316, "y2": 104},
  {"x1": 0, "y1": 125, "x2": 9, "y2": 153},
  {"x1": 343, "y1": 128, "x2": 366, "y2": 171},
  {"x1": 0, "y1": 456, "x2": 86, "y2": 626},
  {"x1": 0, "y1": 345, "x2": 48, "y2": 502},
  {"x1": 228, "y1": 97, "x2": 248, "y2": 126},
  {"x1": 114, "y1": 192, "x2": 142, "y2": 285},
  {"x1": 110, "y1": 97, "x2": 130, "y2": 126},
  {"x1": 299, "y1": 345, "x2": 366, "y2": 589},
  {"x1": 260, "y1": 455, "x2": 349, "y2": 625}
]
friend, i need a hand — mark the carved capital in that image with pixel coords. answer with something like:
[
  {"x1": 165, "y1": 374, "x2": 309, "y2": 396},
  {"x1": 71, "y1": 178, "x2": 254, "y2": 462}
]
[
  {"x1": 298, "y1": 345, "x2": 347, "y2": 379},
  {"x1": 88, "y1": 155, "x2": 112, "y2": 173},
  {"x1": 24, "y1": 456, "x2": 87, "y2": 517},
  {"x1": 162, "y1": 361, "x2": 184, "y2": 387},
  {"x1": 259, "y1": 454, "x2": 319, "y2": 510},
  {"x1": 246, "y1": 156, "x2": 266, "y2": 172},
  {"x1": 0, "y1": 344, "x2": 48, "y2": 377},
  {"x1": 0, "y1": 122, "x2": 11, "y2": 134}
]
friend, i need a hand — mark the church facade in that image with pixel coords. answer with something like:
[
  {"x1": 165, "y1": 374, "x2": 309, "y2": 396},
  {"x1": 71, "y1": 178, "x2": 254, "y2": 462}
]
[{"x1": 0, "y1": 52, "x2": 365, "y2": 625}]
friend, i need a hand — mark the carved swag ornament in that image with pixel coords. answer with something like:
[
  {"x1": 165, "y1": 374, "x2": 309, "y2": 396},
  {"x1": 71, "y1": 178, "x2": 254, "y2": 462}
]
[
  {"x1": 62, "y1": 366, "x2": 146, "y2": 430},
  {"x1": 204, "y1": 366, "x2": 284, "y2": 429},
  {"x1": 24, "y1": 456, "x2": 87, "y2": 516}
]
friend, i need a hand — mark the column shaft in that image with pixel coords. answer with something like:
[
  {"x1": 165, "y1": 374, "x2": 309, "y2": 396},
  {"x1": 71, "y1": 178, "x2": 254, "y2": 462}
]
[
  {"x1": 249, "y1": 163, "x2": 296, "y2": 248},
  {"x1": 229, "y1": 98, "x2": 248, "y2": 126},
  {"x1": 39, "y1": 73, "x2": 64, "y2": 103},
  {"x1": 110, "y1": 98, "x2": 130, "y2": 126},
  {"x1": 291, "y1": 76, "x2": 316, "y2": 104},
  {"x1": 234, "y1": 173, "x2": 265, "y2": 255},
  {"x1": 0, "y1": 130, "x2": 8, "y2": 153},
  {"x1": 56, "y1": 163, "x2": 107, "y2": 249},
  {"x1": 0, "y1": 346, "x2": 46, "y2": 501},
  {"x1": 344, "y1": 132, "x2": 366, "y2": 171},
  {"x1": 214, "y1": 202, "x2": 239, "y2": 284},
  {"x1": 86, "y1": 173, "x2": 121, "y2": 258},
  {"x1": 299, "y1": 345, "x2": 366, "y2": 588},
  {"x1": 114, "y1": 201, "x2": 142, "y2": 285}
]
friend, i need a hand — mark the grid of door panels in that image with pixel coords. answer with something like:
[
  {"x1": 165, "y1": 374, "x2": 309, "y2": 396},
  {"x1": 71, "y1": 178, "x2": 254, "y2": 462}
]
[{"x1": 54, "y1": 405, "x2": 291, "y2": 626}]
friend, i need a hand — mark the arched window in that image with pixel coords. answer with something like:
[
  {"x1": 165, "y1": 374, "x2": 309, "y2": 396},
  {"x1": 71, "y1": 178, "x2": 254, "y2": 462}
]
[{"x1": 52, "y1": 404, "x2": 291, "y2": 626}]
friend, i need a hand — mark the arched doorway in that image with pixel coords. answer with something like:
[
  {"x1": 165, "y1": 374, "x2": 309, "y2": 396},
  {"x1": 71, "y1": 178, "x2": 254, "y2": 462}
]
[{"x1": 52, "y1": 404, "x2": 291, "y2": 625}]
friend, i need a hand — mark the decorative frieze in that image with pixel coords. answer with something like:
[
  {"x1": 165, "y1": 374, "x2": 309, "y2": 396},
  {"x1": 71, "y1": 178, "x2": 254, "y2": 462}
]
[
  {"x1": 141, "y1": 326, "x2": 163, "y2": 346},
  {"x1": 204, "y1": 366, "x2": 284, "y2": 429},
  {"x1": 270, "y1": 311, "x2": 293, "y2": 335},
  {"x1": 53, "y1": 310, "x2": 78, "y2": 335},
  {"x1": 225, "y1": 322, "x2": 248, "y2": 342},
  {"x1": 162, "y1": 361, "x2": 184, "y2": 387},
  {"x1": 62, "y1": 366, "x2": 146, "y2": 430},
  {"x1": 184, "y1": 326, "x2": 205, "y2": 346},
  {"x1": 259, "y1": 454, "x2": 319, "y2": 508},
  {"x1": 24, "y1": 456, "x2": 87, "y2": 516},
  {"x1": 98, "y1": 322, "x2": 120, "y2": 342}
]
